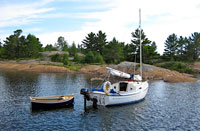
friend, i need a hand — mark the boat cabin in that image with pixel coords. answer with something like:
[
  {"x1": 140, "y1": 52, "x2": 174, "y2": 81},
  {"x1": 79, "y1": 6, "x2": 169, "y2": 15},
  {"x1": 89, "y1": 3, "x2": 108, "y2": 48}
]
[{"x1": 112, "y1": 81, "x2": 137, "y2": 92}]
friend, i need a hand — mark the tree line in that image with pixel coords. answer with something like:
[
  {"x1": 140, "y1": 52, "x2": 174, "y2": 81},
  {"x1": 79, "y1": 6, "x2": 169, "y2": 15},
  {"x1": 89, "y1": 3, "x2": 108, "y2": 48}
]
[
  {"x1": 0, "y1": 29, "x2": 200, "y2": 65},
  {"x1": 0, "y1": 29, "x2": 42, "y2": 59},
  {"x1": 163, "y1": 32, "x2": 200, "y2": 61}
]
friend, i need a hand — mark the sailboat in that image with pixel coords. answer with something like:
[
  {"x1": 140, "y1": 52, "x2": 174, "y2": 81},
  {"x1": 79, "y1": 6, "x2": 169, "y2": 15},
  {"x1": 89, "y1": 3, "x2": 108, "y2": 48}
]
[{"x1": 80, "y1": 9, "x2": 149, "y2": 107}]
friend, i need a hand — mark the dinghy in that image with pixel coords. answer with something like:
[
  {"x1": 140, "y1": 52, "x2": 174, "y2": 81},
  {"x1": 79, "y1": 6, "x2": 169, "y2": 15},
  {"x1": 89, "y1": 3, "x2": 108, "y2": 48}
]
[{"x1": 30, "y1": 94, "x2": 74, "y2": 109}]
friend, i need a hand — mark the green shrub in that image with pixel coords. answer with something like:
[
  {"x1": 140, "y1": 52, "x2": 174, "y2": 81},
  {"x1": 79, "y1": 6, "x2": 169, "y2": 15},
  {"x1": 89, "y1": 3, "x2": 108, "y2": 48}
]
[
  {"x1": 74, "y1": 53, "x2": 80, "y2": 62},
  {"x1": 94, "y1": 53, "x2": 104, "y2": 64},
  {"x1": 85, "y1": 51, "x2": 95, "y2": 63},
  {"x1": 51, "y1": 53, "x2": 62, "y2": 62},
  {"x1": 63, "y1": 54, "x2": 69, "y2": 65},
  {"x1": 67, "y1": 65, "x2": 82, "y2": 71},
  {"x1": 159, "y1": 61, "x2": 193, "y2": 74}
]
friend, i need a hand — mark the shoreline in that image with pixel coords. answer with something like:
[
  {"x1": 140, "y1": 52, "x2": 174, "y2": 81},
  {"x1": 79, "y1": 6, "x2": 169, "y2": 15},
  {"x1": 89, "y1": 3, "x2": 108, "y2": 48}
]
[{"x1": 0, "y1": 60, "x2": 197, "y2": 83}]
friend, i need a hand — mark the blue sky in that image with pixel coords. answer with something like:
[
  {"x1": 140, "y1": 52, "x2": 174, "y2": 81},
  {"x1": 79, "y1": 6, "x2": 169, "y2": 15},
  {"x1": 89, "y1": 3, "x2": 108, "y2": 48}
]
[{"x1": 1, "y1": 0, "x2": 200, "y2": 54}]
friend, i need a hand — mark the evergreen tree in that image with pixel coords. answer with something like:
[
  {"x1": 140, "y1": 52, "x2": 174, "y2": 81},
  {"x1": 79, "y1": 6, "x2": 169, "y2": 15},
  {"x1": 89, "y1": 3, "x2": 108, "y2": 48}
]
[
  {"x1": 177, "y1": 36, "x2": 186, "y2": 56},
  {"x1": 187, "y1": 32, "x2": 200, "y2": 60},
  {"x1": 82, "y1": 32, "x2": 96, "y2": 52},
  {"x1": 176, "y1": 36, "x2": 189, "y2": 60},
  {"x1": 3, "y1": 29, "x2": 42, "y2": 59},
  {"x1": 143, "y1": 41, "x2": 159, "y2": 62},
  {"x1": 82, "y1": 30, "x2": 107, "y2": 55},
  {"x1": 123, "y1": 43, "x2": 137, "y2": 62},
  {"x1": 131, "y1": 28, "x2": 151, "y2": 53},
  {"x1": 95, "y1": 30, "x2": 107, "y2": 55},
  {"x1": 131, "y1": 28, "x2": 158, "y2": 63},
  {"x1": 3, "y1": 29, "x2": 23, "y2": 59},
  {"x1": 103, "y1": 37, "x2": 124, "y2": 64},
  {"x1": 25, "y1": 34, "x2": 42, "y2": 58},
  {"x1": 164, "y1": 33, "x2": 178, "y2": 60}
]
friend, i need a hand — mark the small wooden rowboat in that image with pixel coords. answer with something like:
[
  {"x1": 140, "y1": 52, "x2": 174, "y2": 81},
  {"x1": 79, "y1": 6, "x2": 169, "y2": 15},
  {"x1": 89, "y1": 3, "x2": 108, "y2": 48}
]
[{"x1": 30, "y1": 94, "x2": 74, "y2": 109}]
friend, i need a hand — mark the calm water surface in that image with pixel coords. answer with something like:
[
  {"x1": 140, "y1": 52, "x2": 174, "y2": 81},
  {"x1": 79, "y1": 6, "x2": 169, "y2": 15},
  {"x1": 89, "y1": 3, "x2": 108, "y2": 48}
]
[{"x1": 0, "y1": 71, "x2": 200, "y2": 131}]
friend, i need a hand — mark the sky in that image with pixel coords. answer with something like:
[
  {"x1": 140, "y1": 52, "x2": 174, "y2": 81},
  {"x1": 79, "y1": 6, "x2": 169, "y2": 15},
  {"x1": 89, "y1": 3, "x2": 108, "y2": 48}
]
[{"x1": 0, "y1": 0, "x2": 200, "y2": 54}]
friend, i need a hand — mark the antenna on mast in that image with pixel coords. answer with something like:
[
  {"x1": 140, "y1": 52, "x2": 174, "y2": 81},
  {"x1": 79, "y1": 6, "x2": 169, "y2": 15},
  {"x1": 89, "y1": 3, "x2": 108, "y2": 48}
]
[{"x1": 139, "y1": 8, "x2": 142, "y2": 80}]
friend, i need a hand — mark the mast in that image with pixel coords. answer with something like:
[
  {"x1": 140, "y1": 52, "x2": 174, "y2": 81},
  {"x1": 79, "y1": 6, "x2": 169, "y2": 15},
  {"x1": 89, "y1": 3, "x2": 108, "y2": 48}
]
[{"x1": 139, "y1": 8, "x2": 142, "y2": 80}]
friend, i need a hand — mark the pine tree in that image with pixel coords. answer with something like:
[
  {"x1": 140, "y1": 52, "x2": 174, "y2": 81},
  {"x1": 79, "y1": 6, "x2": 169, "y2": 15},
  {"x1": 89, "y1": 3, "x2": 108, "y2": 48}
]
[{"x1": 164, "y1": 33, "x2": 178, "y2": 60}]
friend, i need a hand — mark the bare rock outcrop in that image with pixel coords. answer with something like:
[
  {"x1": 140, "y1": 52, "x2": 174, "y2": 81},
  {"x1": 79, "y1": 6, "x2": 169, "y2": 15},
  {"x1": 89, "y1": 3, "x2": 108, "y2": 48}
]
[{"x1": 79, "y1": 61, "x2": 197, "y2": 82}]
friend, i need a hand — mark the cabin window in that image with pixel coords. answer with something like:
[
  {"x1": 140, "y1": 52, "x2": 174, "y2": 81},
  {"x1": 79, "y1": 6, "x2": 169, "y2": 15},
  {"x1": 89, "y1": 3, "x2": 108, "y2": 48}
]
[{"x1": 119, "y1": 82, "x2": 128, "y2": 91}]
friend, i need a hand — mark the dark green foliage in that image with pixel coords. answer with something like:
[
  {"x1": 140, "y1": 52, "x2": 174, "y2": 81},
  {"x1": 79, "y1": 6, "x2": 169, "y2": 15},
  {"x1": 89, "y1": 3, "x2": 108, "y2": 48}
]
[
  {"x1": 94, "y1": 52, "x2": 104, "y2": 64},
  {"x1": 130, "y1": 28, "x2": 159, "y2": 63},
  {"x1": 83, "y1": 51, "x2": 104, "y2": 64},
  {"x1": 82, "y1": 32, "x2": 96, "y2": 52},
  {"x1": 3, "y1": 29, "x2": 23, "y2": 59},
  {"x1": 159, "y1": 61, "x2": 193, "y2": 73},
  {"x1": 187, "y1": 32, "x2": 200, "y2": 61},
  {"x1": 84, "y1": 51, "x2": 95, "y2": 63},
  {"x1": 163, "y1": 33, "x2": 178, "y2": 60},
  {"x1": 131, "y1": 28, "x2": 151, "y2": 49},
  {"x1": 95, "y1": 31, "x2": 107, "y2": 55},
  {"x1": 44, "y1": 44, "x2": 57, "y2": 51},
  {"x1": 63, "y1": 54, "x2": 69, "y2": 65},
  {"x1": 123, "y1": 44, "x2": 137, "y2": 62},
  {"x1": 68, "y1": 42, "x2": 77, "y2": 56},
  {"x1": 74, "y1": 53, "x2": 80, "y2": 62},
  {"x1": 143, "y1": 41, "x2": 160, "y2": 63},
  {"x1": 163, "y1": 32, "x2": 200, "y2": 62},
  {"x1": 25, "y1": 34, "x2": 42, "y2": 57},
  {"x1": 103, "y1": 37, "x2": 124, "y2": 64},
  {"x1": 177, "y1": 36, "x2": 187, "y2": 56},
  {"x1": 51, "y1": 53, "x2": 62, "y2": 62},
  {"x1": 82, "y1": 30, "x2": 107, "y2": 55},
  {"x1": 2, "y1": 29, "x2": 42, "y2": 59},
  {"x1": 81, "y1": 29, "x2": 159, "y2": 64},
  {"x1": 51, "y1": 53, "x2": 70, "y2": 65}
]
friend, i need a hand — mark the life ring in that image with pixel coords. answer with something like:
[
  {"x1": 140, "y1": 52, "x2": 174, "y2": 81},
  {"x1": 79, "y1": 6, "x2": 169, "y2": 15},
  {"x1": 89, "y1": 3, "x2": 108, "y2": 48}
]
[{"x1": 103, "y1": 81, "x2": 111, "y2": 94}]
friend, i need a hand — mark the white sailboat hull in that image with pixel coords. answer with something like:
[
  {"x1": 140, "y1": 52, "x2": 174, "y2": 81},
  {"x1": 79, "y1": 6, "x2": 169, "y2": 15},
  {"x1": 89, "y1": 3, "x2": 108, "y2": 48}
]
[{"x1": 89, "y1": 81, "x2": 148, "y2": 106}]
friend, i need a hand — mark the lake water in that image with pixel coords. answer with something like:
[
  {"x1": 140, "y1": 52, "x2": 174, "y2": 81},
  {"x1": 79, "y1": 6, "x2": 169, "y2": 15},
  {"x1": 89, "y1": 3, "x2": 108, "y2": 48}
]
[{"x1": 0, "y1": 71, "x2": 200, "y2": 131}]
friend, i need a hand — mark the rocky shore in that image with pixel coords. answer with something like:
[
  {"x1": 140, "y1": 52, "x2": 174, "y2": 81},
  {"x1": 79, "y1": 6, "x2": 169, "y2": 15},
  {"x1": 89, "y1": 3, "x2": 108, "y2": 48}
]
[{"x1": 0, "y1": 60, "x2": 197, "y2": 82}]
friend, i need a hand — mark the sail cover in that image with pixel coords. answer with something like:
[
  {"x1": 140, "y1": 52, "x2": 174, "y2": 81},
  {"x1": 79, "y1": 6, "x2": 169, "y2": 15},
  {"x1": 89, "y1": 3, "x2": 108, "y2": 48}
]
[
  {"x1": 106, "y1": 67, "x2": 130, "y2": 79},
  {"x1": 106, "y1": 67, "x2": 142, "y2": 81}
]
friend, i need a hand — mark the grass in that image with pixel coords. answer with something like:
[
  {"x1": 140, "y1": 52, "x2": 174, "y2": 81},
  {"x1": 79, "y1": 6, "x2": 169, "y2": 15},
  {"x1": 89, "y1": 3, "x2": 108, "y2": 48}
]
[
  {"x1": 41, "y1": 63, "x2": 64, "y2": 67},
  {"x1": 66, "y1": 64, "x2": 83, "y2": 71},
  {"x1": 156, "y1": 61, "x2": 194, "y2": 74}
]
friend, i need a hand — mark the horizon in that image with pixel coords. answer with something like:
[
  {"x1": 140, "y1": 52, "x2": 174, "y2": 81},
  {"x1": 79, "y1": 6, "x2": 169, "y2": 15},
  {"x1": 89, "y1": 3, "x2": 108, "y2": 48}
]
[{"x1": 1, "y1": 0, "x2": 200, "y2": 54}]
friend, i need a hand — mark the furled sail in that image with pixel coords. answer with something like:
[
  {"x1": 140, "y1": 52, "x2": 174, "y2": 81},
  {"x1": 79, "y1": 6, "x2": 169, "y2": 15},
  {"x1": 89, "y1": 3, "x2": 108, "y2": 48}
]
[{"x1": 106, "y1": 67, "x2": 142, "y2": 81}]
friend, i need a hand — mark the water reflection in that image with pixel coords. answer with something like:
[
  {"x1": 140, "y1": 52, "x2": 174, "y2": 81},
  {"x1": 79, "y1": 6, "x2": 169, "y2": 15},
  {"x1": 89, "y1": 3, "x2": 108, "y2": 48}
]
[{"x1": 0, "y1": 71, "x2": 39, "y2": 100}]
